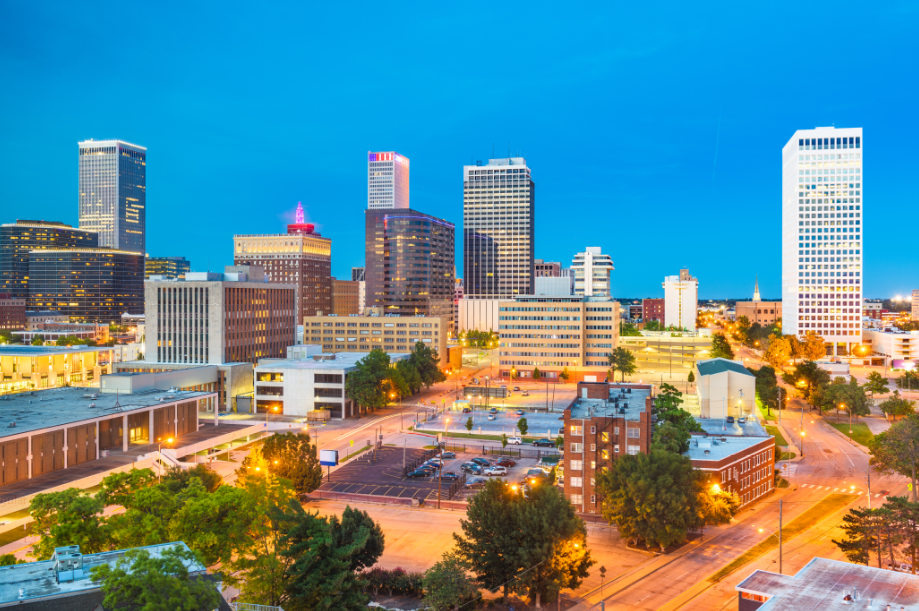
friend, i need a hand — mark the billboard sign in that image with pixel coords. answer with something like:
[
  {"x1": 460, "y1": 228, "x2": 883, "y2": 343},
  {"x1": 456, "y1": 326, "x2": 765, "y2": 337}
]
[
  {"x1": 319, "y1": 449, "x2": 339, "y2": 467},
  {"x1": 892, "y1": 360, "x2": 916, "y2": 371}
]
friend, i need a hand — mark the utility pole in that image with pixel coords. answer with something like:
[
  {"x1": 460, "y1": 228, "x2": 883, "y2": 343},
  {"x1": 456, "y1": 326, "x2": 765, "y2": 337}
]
[{"x1": 779, "y1": 499, "x2": 783, "y2": 575}]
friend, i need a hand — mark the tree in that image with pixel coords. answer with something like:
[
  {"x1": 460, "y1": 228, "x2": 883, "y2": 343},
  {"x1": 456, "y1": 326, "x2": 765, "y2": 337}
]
[
  {"x1": 886, "y1": 496, "x2": 919, "y2": 573},
  {"x1": 654, "y1": 384, "x2": 702, "y2": 434},
  {"x1": 763, "y1": 334, "x2": 792, "y2": 370},
  {"x1": 169, "y1": 482, "x2": 258, "y2": 569},
  {"x1": 750, "y1": 366, "x2": 779, "y2": 415},
  {"x1": 559, "y1": 367, "x2": 570, "y2": 382},
  {"x1": 454, "y1": 480, "x2": 523, "y2": 601},
  {"x1": 90, "y1": 545, "x2": 221, "y2": 611},
  {"x1": 515, "y1": 484, "x2": 594, "y2": 608},
  {"x1": 709, "y1": 333, "x2": 734, "y2": 360},
  {"x1": 596, "y1": 449, "x2": 703, "y2": 551},
  {"x1": 869, "y1": 414, "x2": 919, "y2": 502},
  {"x1": 896, "y1": 369, "x2": 919, "y2": 391},
  {"x1": 260, "y1": 432, "x2": 323, "y2": 494},
  {"x1": 781, "y1": 360, "x2": 831, "y2": 407},
  {"x1": 396, "y1": 358, "x2": 423, "y2": 395},
  {"x1": 864, "y1": 371, "x2": 890, "y2": 399},
  {"x1": 330, "y1": 506, "x2": 385, "y2": 572},
  {"x1": 699, "y1": 482, "x2": 740, "y2": 526},
  {"x1": 345, "y1": 349, "x2": 391, "y2": 412},
  {"x1": 799, "y1": 333, "x2": 827, "y2": 360},
  {"x1": 834, "y1": 506, "x2": 881, "y2": 566},
  {"x1": 879, "y1": 391, "x2": 915, "y2": 421},
  {"x1": 385, "y1": 366, "x2": 410, "y2": 401},
  {"x1": 30, "y1": 489, "x2": 108, "y2": 560},
  {"x1": 502, "y1": 434, "x2": 508, "y2": 448},
  {"x1": 687, "y1": 370, "x2": 695, "y2": 384},
  {"x1": 644, "y1": 320, "x2": 663, "y2": 332},
  {"x1": 161, "y1": 464, "x2": 222, "y2": 494},
  {"x1": 652, "y1": 421, "x2": 691, "y2": 454},
  {"x1": 517, "y1": 417, "x2": 529, "y2": 436},
  {"x1": 422, "y1": 552, "x2": 479, "y2": 611},
  {"x1": 532, "y1": 367, "x2": 541, "y2": 381},
  {"x1": 96, "y1": 468, "x2": 158, "y2": 506},
  {"x1": 409, "y1": 341, "x2": 447, "y2": 388},
  {"x1": 31, "y1": 335, "x2": 44, "y2": 346},
  {"x1": 607, "y1": 347, "x2": 636, "y2": 383},
  {"x1": 465, "y1": 417, "x2": 473, "y2": 431},
  {"x1": 620, "y1": 322, "x2": 642, "y2": 337},
  {"x1": 279, "y1": 501, "x2": 369, "y2": 611},
  {"x1": 0, "y1": 554, "x2": 22, "y2": 566}
]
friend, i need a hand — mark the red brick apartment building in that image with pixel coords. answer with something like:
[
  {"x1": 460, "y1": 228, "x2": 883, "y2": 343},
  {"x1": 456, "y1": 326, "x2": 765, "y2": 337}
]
[
  {"x1": 562, "y1": 382, "x2": 653, "y2": 514},
  {"x1": 642, "y1": 298, "x2": 664, "y2": 324},
  {"x1": 0, "y1": 293, "x2": 26, "y2": 330},
  {"x1": 687, "y1": 426, "x2": 775, "y2": 508}
]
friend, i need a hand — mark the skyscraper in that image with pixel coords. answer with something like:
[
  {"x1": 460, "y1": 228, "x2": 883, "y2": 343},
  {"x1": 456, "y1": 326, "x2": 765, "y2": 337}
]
[
  {"x1": 662, "y1": 269, "x2": 698, "y2": 331},
  {"x1": 367, "y1": 151, "x2": 410, "y2": 210},
  {"x1": 572, "y1": 247, "x2": 614, "y2": 297},
  {"x1": 782, "y1": 127, "x2": 863, "y2": 357},
  {"x1": 78, "y1": 139, "x2": 146, "y2": 253},
  {"x1": 463, "y1": 158, "x2": 535, "y2": 296},
  {"x1": 364, "y1": 209, "x2": 455, "y2": 325},
  {"x1": 0, "y1": 220, "x2": 99, "y2": 298}
]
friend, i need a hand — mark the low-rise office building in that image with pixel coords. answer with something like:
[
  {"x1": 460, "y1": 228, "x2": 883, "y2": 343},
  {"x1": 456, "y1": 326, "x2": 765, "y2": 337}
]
[
  {"x1": 13, "y1": 322, "x2": 109, "y2": 344},
  {"x1": 862, "y1": 328, "x2": 919, "y2": 365},
  {"x1": 25, "y1": 310, "x2": 68, "y2": 329},
  {"x1": 562, "y1": 382, "x2": 653, "y2": 514},
  {"x1": 736, "y1": 556, "x2": 919, "y2": 610},
  {"x1": 0, "y1": 346, "x2": 113, "y2": 395},
  {"x1": 694, "y1": 358, "x2": 757, "y2": 420},
  {"x1": 498, "y1": 295, "x2": 620, "y2": 382},
  {"x1": 0, "y1": 294, "x2": 25, "y2": 331},
  {"x1": 254, "y1": 347, "x2": 410, "y2": 418},
  {"x1": 145, "y1": 255, "x2": 191, "y2": 280},
  {"x1": 302, "y1": 313, "x2": 447, "y2": 368},
  {"x1": 331, "y1": 279, "x2": 361, "y2": 316},
  {"x1": 642, "y1": 298, "x2": 664, "y2": 324}
]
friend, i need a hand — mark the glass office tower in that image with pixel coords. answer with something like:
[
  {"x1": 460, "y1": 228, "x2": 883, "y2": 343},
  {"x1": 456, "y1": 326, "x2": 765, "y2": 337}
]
[
  {"x1": 0, "y1": 220, "x2": 99, "y2": 298},
  {"x1": 78, "y1": 139, "x2": 146, "y2": 254}
]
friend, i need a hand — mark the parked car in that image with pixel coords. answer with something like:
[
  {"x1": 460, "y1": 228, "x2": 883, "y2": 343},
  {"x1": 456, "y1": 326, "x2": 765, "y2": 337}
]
[
  {"x1": 522, "y1": 391, "x2": 529, "y2": 397},
  {"x1": 407, "y1": 469, "x2": 430, "y2": 478},
  {"x1": 533, "y1": 438, "x2": 555, "y2": 447},
  {"x1": 462, "y1": 407, "x2": 472, "y2": 413},
  {"x1": 471, "y1": 457, "x2": 492, "y2": 467},
  {"x1": 415, "y1": 465, "x2": 436, "y2": 474},
  {"x1": 487, "y1": 414, "x2": 496, "y2": 421},
  {"x1": 440, "y1": 471, "x2": 460, "y2": 481},
  {"x1": 513, "y1": 386, "x2": 521, "y2": 391},
  {"x1": 440, "y1": 451, "x2": 456, "y2": 459},
  {"x1": 738, "y1": 417, "x2": 747, "y2": 424},
  {"x1": 495, "y1": 458, "x2": 516, "y2": 467},
  {"x1": 465, "y1": 477, "x2": 487, "y2": 489},
  {"x1": 460, "y1": 463, "x2": 482, "y2": 474},
  {"x1": 422, "y1": 462, "x2": 442, "y2": 471},
  {"x1": 489, "y1": 407, "x2": 497, "y2": 414},
  {"x1": 726, "y1": 416, "x2": 735, "y2": 424},
  {"x1": 427, "y1": 457, "x2": 444, "y2": 465},
  {"x1": 484, "y1": 466, "x2": 508, "y2": 476},
  {"x1": 507, "y1": 437, "x2": 522, "y2": 445},
  {"x1": 527, "y1": 468, "x2": 548, "y2": 477},
  {"x1": 515, "y1": 409, "x2": 525, "y2": 416}
]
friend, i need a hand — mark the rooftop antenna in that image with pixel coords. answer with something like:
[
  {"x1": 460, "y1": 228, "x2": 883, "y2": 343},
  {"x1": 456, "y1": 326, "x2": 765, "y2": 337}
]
[{"x1": 114, "y1": 389, "x2": 121, "y2": 410}]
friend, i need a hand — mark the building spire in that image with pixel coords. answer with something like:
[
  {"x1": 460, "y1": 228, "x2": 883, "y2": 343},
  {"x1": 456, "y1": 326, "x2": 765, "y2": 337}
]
[
  {"x1": 295, "y1": 202, "x2": 304, "y2": 225},
  {"x1": 753, "y1": 275, "x2": 761, "y2": 302}
]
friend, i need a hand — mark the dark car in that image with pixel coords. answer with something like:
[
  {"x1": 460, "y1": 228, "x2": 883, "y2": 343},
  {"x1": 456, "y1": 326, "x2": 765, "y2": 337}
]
[
  {"x1": 513, "y1": 386, "x2": 521, "y2": 391},
  {"x1": 726, "y1": 416, "x2": 735, "y2": 424},
  {"x1": 471, "y1": 457, "x2": 492, "y2": 467},
  {"x1": 533, "y1": 438, "x2": 555, "y2": 447},
  {"x1": 465, "y1": 477, "x2": 487, "y2": 489},
  {"x1": 515, "y1": 409, "x2": 525, "y2": 416},
  {"x1": 462, "y1": 407, "x2": 472, "y2": 413},
  {"x1": 460, "y1": 463, "x2": 482, "y2": 474},
  {"x1": 422, "y1": 461, "x2": 442, "y2": 470},
  {"x1": 440, "y1": 451, "x2": 457, "y2": 459},
  {"x1": 495, "y1": 458, "x2": 516, "y2": 467},
  {"x1": 440, "y1": 471, "x2": 460, "y2": 481},
  {"x1": 406, "y1": 469, "x2": 430, "y2": 478},
  {"x1": 489, "y1": 407, "x2": 497, "y2": 414}
]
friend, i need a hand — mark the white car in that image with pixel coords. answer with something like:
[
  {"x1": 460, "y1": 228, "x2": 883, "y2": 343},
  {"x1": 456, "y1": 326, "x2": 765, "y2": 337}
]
[
  {"x1": 484, "y1": 466, "x2": 508, "y2": 477},
  {"x1": 507, "y1": 437, "x2": 522, "y2": 445}
]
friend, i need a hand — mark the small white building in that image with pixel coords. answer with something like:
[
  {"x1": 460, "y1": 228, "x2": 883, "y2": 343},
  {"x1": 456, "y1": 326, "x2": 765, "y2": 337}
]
[
  {"x1": 254, "y1": 348, "x2": 410, "y2": 419},
  {"x1": 572, "y1": 247, "x2": 614, "y2": 297},
  {"x1": 863, "y1": 328, "x2": 919, "y2": 365},
  {"x1": 663, "y1": 269, "x2": 698, "y2": 331},
  {"x1": 694, "y1": 358, "x2": 756, "y2": 421}
]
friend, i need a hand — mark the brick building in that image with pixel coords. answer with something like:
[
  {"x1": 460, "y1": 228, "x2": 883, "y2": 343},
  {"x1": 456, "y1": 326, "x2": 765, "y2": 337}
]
[
  {"x1": 735, "y1": 301, "x2": 782, "y2": 326},
  {"x1": 534, "y1": 259, "x2": 562, "y2": 277},
  {"x1": 562, "y1": 382, "x2": 653, "y2": 514},
  {"x1": 331, "y1": 279, "x2": 361, "y2": 316},
  {"x1": 0, "y1": 293, "x2": 25, "y2": 330},
  {"x1": 687, "y1": 420, "x2": 775, "y2": 508},
  {"x1": 642, "y1": 298, "x2": 664, "y2": 324}
]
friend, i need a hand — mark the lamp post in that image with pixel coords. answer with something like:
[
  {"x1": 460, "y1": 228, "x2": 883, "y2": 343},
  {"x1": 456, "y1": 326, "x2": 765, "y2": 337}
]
[
  {"x1": 757, "y1": 499, "x2": 783, "y2": 574},
  {"x1": 157, "y1": 437, "x2": 174, "y2": 483}
]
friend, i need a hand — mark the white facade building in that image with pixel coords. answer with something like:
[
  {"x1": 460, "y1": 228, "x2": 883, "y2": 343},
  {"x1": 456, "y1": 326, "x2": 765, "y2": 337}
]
[
  {"x1": 663, "y1": 269, "x2": 698, "y2": 331},
  {"x1": 782, "y1": 127, "x2": 864, "y2": 357},
  {"x1": 78, "y1": 139, "x2": 147, "y2": 253},
  {"x1": 694, "y1": 358, "x2": 757, "y2": 421},
  {"x1": 457, "y1": 296, "x2": 502, "y2": 333},
  {"x1": 572, "y1": 247, "x2": 614, "y2": 297},
  {"x1": 863, "y1": 329, "x2": 919, "y2": 364},
  {"x1": 534, "y1": 276, "x2": 572, "y2": 296},
  {"x1": 367, "y1": 151, "x2": 409, "y2": 210},
  {"x1": 462, "y1": 158, "x2": 535, "y2": 296}
]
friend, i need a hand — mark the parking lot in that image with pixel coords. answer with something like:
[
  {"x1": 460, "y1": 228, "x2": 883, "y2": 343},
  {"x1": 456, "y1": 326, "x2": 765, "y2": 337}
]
[
  {"x1": 435, "y1": 448, "x2": 556, "y2": 500},
  {"x1": 416, "y1": 407, "x2": 564, "y2": 438}
]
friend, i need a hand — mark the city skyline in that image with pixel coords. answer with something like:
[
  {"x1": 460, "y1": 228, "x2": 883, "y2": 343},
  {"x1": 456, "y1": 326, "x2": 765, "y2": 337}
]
[{"x1": 0, "y1": 3, "x2": 916, "y2": 298}]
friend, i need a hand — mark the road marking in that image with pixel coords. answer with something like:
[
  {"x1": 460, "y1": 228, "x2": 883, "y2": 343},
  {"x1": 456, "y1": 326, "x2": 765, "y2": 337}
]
[{"x1": 333, "y1": 413, "x2": 402, "y2": 441}]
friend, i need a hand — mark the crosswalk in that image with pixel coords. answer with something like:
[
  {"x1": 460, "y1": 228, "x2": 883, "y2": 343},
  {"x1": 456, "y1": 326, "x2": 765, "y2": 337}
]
[{"x1": 798, "y1": 483, "x2": 887, "y2": 499}]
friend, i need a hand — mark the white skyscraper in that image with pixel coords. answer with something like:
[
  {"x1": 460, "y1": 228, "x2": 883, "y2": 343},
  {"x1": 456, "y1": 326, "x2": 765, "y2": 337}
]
[
  {"x1": 663, "y1": 269, "x2": 698, "y2": 331},
  {"x1": 782, "y1": 127, "x2": 863, "y2": 357},
  {"x1": 78, "y1": 139, "x2": 146, "y2": 253},
  {"x1": 367, "y1": 151, "x2": 409, "y2": 209},
  {"x1": 572, "y1": 247, "x2": 614, "y2": 297}
]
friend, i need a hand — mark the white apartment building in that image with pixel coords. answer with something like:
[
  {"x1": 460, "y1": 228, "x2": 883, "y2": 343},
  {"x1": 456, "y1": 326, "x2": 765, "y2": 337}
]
[
  {"x1": 367, "y1": 151, "x2": 409, "y2": 210},
  {"x1": 862, "y1": 329, "x2": 919, "y2": 365},
  {"x1": 462, "y1": 158, "x2": 535, "y2": 296},
  {"x1": 663, "y1": 269, "x2": 698, "y2": 331},
  {"x1": 572, "y1": 247, "x2": 614, "y2": 297},
  {"x1": 782, "y1": 127, "x2": 864, "y2": 357}
]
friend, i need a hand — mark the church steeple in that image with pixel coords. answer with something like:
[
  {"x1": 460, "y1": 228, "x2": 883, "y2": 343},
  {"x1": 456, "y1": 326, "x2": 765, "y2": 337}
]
[{"x1": 753, "y1": 276, "x2": 761, "y2": 302}]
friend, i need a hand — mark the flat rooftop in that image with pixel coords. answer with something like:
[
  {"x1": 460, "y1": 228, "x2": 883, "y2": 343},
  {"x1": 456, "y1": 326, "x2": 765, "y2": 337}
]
[
  {"x1": 0, "y1": 345, "x2": 112, "y2": 358},
  {"x1": 737, "y1": 557, "x2": 919, "y2": 610},
  {"x1": 569, "y1": 385, "x2": 651, "y2": 421},
  {"x1": 0, "y1": 386, "x2": 212, "y2": 439},
  {"x1": 0, "y1": 542, "x2": 204, "y2": 605},
  {"x1": 256, "y1": 352, "x2": 411, "y2": 371},
  {"x1": 685, "y1": 433, "x2": 770, "y2": 462},
  {"x1": 695, "y1": 417, "x2": 768, "y2": 437}
]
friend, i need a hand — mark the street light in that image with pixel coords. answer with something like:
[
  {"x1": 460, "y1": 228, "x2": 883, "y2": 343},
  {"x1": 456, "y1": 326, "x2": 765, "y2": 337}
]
[{"x1": 157, "y1": 437, "x2": 174, "y2": 483}]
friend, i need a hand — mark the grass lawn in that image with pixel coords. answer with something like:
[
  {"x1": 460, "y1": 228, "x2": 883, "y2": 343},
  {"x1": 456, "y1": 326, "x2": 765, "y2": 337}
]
[
  {"x1": 778, "y1": 452, "x2": 796, "y2": 461},
  {"x1": 755, "y1": 397, "x2": 772, "y2": 422},
  {"x1": 828, "y1": 422, "x2": 874, "y2": 446},
  {"x1": 708, "y1": 493, "x2": 854, "y2": 583},
  {"x1": 765, "y1": 426, "x2": 788, "y2": 448},
  {"x1": 343, "y1": 445, "x2": 372, "y2": 461}
]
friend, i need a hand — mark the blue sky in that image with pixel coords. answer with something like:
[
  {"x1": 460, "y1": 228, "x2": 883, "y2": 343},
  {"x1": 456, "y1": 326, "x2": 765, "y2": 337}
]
[{"x1": 1, "y1": 1, "x2": 916, "y2": 299}]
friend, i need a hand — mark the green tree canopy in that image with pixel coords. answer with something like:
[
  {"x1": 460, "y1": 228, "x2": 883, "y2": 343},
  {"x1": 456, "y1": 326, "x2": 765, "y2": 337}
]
[
  {"x1": 90, "y1": 545, "x2": 221, "y2": 611},
  {"x1": 559, "y1": 367, "x2": 570, "y2": 382},
  {"x1": 879, "y1": 391, "x2": 915, "y2": 421},
  {"x1": 869, "y1": 414, "x2": 919, "y2": 502},
  {"x1": 259, "y1": 432, "x2": 323, "y2": 494},
  {"x1": 620, "y1": 322, "x2": 643, "y2": 336},
  {"x1": 344, "y1": 349, "x2": 392, "y2": 412},
  {"x1": 749, "y1": 365, "x2": 780, "y2": 415},
  {"x1": 532, "y1": 367, "x2": 541, "y2": 380},
  {"x1": 864, "y1": 371, "x2": 890, "y2": 398},
  {"x1": 423, "y1": 552, "x2": 479, "y2": 611},
  {"x1": 410, "y1": 341, "x2": 447, "y2": 388},
  {"x1": 396, "y1": 358, "x2": 422, "y2": 395},
  {"x1": 644, "y1": 320, "x2": 663, "y2": 332},
  {"x1": 29, "y1": 489, "x2": 108, "y2": 560},
  {"x1": 330, "y1": 505, "x2": 385, "y2": 572},
  {"x1": 652, "y1": 421, "x2": 692, "y2": 454},
  {"x1": 781, "y1": 360, "x2": 831, "y2": 407},
  {"x1": 607, "y1": 347, "x2": 637, "y2": 383},
  {"x1": 596, "y1": 449, "x2": 703, "y2": 551},
  {"x1": 517, "y1": 417, "x2": 529, "y2": 436},
  {"x1": 709, "y1": 333, "x2": 734, "y2": 359},
  {"x1": 654, "y1": 384, "x2": 703, "y2": 434}
]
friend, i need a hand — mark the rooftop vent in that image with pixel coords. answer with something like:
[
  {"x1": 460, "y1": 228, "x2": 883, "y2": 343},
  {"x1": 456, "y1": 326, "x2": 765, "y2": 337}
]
[
  {"x1": 7, "y1": 422, "x2": 15, "y2": 428},
  {"x1": 51, "y1": 545, "x2": 84, "y2": 583},
  {"x1": 89, "y1": 403, "x2": 96, "y2": 408}
]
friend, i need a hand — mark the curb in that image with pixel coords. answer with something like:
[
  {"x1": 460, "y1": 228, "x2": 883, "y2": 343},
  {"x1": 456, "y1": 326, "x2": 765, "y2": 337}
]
[{"x1": 817, "y1": 418, "x2": 870, "y2": 454}]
